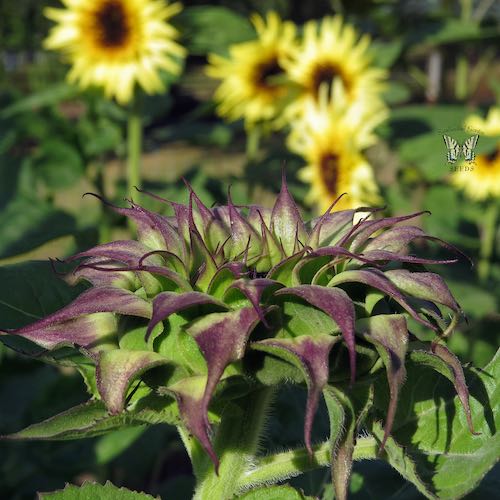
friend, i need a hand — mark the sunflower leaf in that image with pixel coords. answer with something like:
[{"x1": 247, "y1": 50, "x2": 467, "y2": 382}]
[
  {"x1": 146, "y1": 290, "x2": 228, "y2": 341},
  {"x1": 409, "y1": 347, "x2": 476, "y2": 433},
  {"x1": 371, "y1": 422, "x2": 436, "y2": 499},
  {"x1": 378, "y1": 350, "x2": 499, "y2": 499},
  {"x1": 237, "y1": 484, "x2": 314, "y2": 499},
  {"x1": 38, "y1": 480, "x2": 158, "y2": 499}
]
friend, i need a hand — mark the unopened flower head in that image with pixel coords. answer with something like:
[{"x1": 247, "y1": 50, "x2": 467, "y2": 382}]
[{"x1": 1, "y1": 175, "x2": 472, "y2": 470}]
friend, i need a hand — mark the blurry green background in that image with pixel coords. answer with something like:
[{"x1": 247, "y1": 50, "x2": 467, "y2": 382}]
[{"x1": 0, "y1": 0, "x2": 499, "y2": 498}]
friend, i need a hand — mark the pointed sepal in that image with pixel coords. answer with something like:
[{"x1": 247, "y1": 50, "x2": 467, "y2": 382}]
[
  {"x1": 226, "y1": 278, "x2": 280, "y2": 326},
  {"x1": 356, "y1": 314, "x2": 409, "y2": 449},
  {"x1": 271, "y1": 172, "x2": 308, "y2": 256},
  {"x1": 253, "y1": 334, "x2": 339, "y2": 455},
  {"x1": 96, "y1": 349, "x2": 169, "y2": 414},
  {"x1": 146, "y1": 291, "x2": 228, "y2": 341},
  {"x1": 186, "y1": 307, "x2": 261, "y2": 445},
  {"x1": 385, "y1": 270, "x2": 460, "y2": 313},
  {"x1": 409, "y1": 347, "x2": 478, "y2": 435},
  {"x1": 328, "y1": 269, "x2": 436, "y2": 331},
  {"x1": 275, "y1": 285, "x2": 357, "y2": 383},
  {"x1": 161, "y1": 375, "x2": 220, "y2": 472},
  {"x1": 2, "y1": 287, "x2": 151, "y2": 350},
  {"x1": 431, "y1": 343, "x2": 479, "y2": 435}
]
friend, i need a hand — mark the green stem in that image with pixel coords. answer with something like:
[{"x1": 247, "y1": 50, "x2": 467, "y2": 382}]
[
  {"x1": 455, "y1": 0, "x2": 472, "y2": 100},
  {"x1": 193, "y1": 387, "x2": 274, "y2": 500},
  {"x1": 478, "y1": 203, "x2": 498, "y2": 282},
  {"x1": 235, "y1": 437, "x2": 378, "y2": 493},
  {"x1": 455, "y1": 56, "x2": 468, "y2": 101},
  {"x1": 245, "y1": 125, "x2": 261, "y2": 163},
  {"x1": 127, "y1": 99, "x2": 142, "y2": 203}
]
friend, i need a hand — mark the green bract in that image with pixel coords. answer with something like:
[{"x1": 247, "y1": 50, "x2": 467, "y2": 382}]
[{"x1": 1, "y1": 176, "x2": 478, "y2": 499}]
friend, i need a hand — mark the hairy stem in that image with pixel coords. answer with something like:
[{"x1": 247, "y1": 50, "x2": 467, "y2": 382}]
[
  {"x1": 455, "y1": 0, "x2": 473, "y2": 100},
  {"x1": 245, "y1": 125, "x2": 261, "y2": 163},
  {"x1": 235, "y1": 436, "x2": 378, "y2": 493},
  {"x1": 478, "y1": 202, "x2": 498, "y2": 282},
  {"x1": 193, "y1": 387, "x2": 274, "y2": 500}
]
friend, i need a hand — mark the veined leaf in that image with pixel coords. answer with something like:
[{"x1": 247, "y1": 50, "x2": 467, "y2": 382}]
[
  {"x1": 378, "y1": 349, "x2": 499, "y2": 499},
  {"x1": 3, "y1": 401, "x2": 133, "y2": 441},
  {"x1": 237, "y1": 484, "x2": 314, "y2": 499},
  {"x1": 38, "y1": 481, "x2": 159, "y2": 499},
  {"x1": 371, "y1": 422, "x2": 436, "y2": 499},
  {"x1": 3, "y1": 396, "x2": 181, "y2": 441}
]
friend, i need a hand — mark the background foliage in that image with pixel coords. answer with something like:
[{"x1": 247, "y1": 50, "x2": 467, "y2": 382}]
[{"x1": 0, "y1": 0, "x2": 498, "y2": 498}]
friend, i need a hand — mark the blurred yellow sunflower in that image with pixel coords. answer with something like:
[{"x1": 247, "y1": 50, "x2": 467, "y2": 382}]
[
  {"x1": 464, "y1": 107, "x2": 500, "y2": 136},
  {"x1": 451, "y1": 106, "x2": 500, "y2": 200},
  {"x1": 206, "y1": 11, "x2": 297, "y2": 128},
  {"x1": 44, "y1": 0, "x2": 186, "y2": 104},
  {"x1": 283, "y1": 16, "x2": 386, "y2": 119},
  {"x1": 288, "y1": 84, "x2": 386, "y2": 212}
]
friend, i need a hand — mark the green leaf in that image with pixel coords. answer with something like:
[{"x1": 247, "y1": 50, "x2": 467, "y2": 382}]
[
  {"x1": 4, "y1": 393, "x2": 181, "y2": 442},
  {"x1": 237, "y1": 484, "x2": 314, "y2": 499},
  {"x1": 382, "y1": 81, "x2": 411, "y2": 105},
  {"x1": 422, "y1": 186, "x2": 460, "y2": 240},
  {"x1": 178, "y1": 6, "x2": 255, "y2": 56},
  {"x1": 370, "y1": 39, "x2": 403, "y2": 68},
  {"x1": 381, "y1": 349, "x2": 500, "y2": 499},
  {"x1": 94, "y1": 426, "x2": 146, "y2": 465},
  {"x1": 279, "y1": 298, "x2": 338, "y2": 338},
  {"x1": 1, "y1": 83, "x2": 78, "y2": 118},
  {"x1": 406, "y1": 19, "x2": 496, "y2": 46},
  {"x1": 0, "y1": 261, "x2": 84, "y2": 329},
  {"x1": 445, "y1": 280, "x2": 497, "y2": 319},
  {"x1": 38, "y1": 481, "x2": 159, "y2": 499},
  {"x1": 0, "y1": 197, "x2": 76, "y2": 259},
  {"x1": 379, "y1": 106, "x2": 471, "y2": 181},
  {"x1": 76, "y1": 116, "x2": 122, "y2": 157},
  {"x1": 371, "y1": 422, "x2": 436, "y2": 499},
  {"x1": 34, "y1": 139, "x2": 84, "y2": 189},
  {"x1": 3, "y1": 401, "x2": 129, "y2": 440}
]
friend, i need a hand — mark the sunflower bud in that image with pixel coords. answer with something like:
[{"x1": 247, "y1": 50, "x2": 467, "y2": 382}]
[{"x1": 1, "y1": 176, "x2": 473, "y2": 475}]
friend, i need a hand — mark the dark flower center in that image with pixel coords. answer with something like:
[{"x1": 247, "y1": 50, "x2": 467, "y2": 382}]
[
  {"x1": 485, "y1": 147, "x2": 499, "y2": 163},
  {"x1": 310, "y1": 63, "x2": 349, "y2": 98},
  {"x1": 95, "y1": 0, "x2": 130, "y2": 48},
  {"x1": 320, "y1": 153, "x2": 340, "y2": 193},
  {"x1": 255, "y1": 58, "x2": 284, "y2": 90}
]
